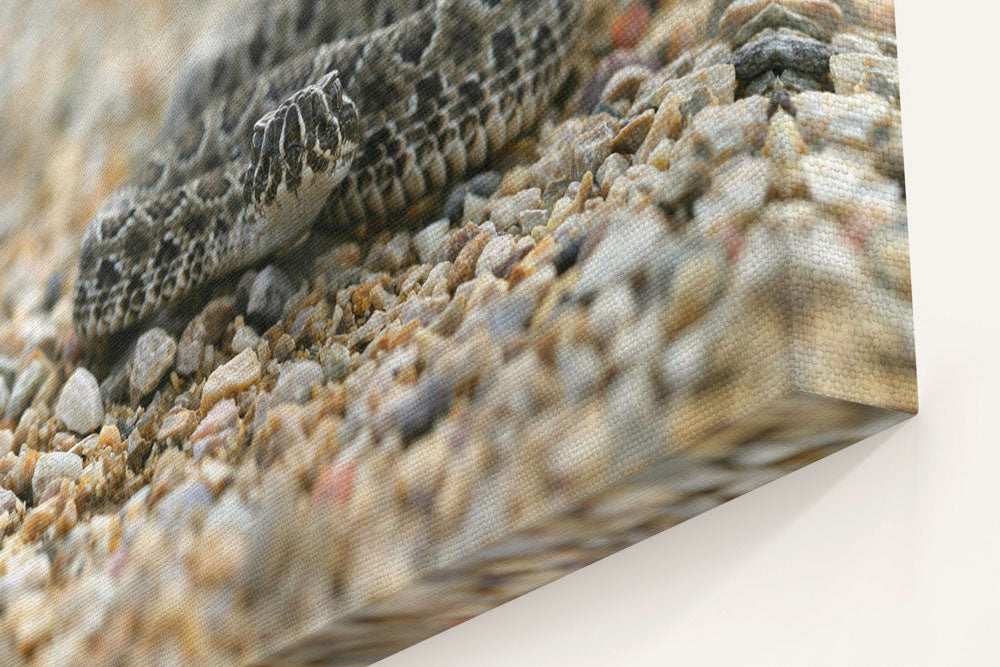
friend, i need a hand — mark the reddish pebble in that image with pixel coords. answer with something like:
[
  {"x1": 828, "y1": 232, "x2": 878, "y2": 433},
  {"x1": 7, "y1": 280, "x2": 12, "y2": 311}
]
[
  {"x1": 61, "y1": 332, "x2": 84, "y2": 366},
  {"x1": 108, "y1": 546, "x2": 128, "y2": 578},
  {"x1": 311, "y1": 460, "x2": 355, "y2": 507},
  {"x1": 611, "y1": 2, "x2": 651, "y2": 50}
]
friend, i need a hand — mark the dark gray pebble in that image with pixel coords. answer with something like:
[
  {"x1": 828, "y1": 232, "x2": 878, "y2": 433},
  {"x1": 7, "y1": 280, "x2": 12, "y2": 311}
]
[
  {"x1": 41, "y1": 271, "x2": 63, "y2": 312},
  {"x1": 246, "y1": 266, "x2": 295, "y2": 329},
  {"x1": 126, "y1": 432, "x2": 152, "y2": 472},
  {"x1": 443, "y1": 171, "x2": 502, "y2": 223},
  {"x1": 233, "y1": 270, "x2": 258, "y2": 314},
  {"x1": 398, "y1": 373, "x2": 452, "y2": 443}
]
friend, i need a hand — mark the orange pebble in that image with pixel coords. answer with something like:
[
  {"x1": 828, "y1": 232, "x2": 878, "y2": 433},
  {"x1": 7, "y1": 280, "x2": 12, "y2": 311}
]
[{"x1": 611, "y1": 2, "x2": 651, "y2": 50}]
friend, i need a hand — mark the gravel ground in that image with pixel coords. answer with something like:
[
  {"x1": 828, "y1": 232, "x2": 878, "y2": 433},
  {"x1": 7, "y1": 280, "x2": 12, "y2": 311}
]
[{"x1": 0, "y1": 1, "x2": 915, "y2": 664}]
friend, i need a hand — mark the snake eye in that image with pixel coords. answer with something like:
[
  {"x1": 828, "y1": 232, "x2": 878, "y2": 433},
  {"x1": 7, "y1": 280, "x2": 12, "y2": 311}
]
[{"x1": 252, "y1": 128, "x2": 263, "y2": 152}]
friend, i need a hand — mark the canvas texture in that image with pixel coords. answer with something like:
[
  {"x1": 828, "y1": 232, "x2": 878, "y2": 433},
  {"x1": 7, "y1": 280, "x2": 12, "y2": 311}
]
[{"x1": 0, "y1": 1, "x2": 915, "y2": 664}]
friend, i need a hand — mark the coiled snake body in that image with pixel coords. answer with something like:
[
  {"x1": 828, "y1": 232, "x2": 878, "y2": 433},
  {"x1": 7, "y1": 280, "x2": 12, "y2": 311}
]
[{"x1": 73, "y1": 0, "x2": 583, "y2": 339}]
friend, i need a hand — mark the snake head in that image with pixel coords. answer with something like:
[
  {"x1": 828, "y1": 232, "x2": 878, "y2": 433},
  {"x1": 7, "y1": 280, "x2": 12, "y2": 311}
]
[{"x1": 243, "y1": 70, "x2": 359, "y2": 209}]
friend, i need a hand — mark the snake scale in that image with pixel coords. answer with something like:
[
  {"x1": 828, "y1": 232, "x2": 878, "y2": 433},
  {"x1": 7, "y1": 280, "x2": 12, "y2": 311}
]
[{"x1": 72, "y1": 0, "x2": 583, "y2": 339}]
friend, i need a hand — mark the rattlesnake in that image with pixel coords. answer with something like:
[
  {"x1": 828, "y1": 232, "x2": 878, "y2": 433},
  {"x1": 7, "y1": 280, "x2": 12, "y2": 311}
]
[{"x1": 72, "y1": 0, "x2": 583, "y2": 339}]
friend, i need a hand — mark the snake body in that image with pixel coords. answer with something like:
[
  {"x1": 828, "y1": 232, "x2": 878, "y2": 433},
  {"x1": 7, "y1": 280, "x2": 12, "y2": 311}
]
[{"x1": 73, "y1": 0, "x2": 583, "y2": 339}]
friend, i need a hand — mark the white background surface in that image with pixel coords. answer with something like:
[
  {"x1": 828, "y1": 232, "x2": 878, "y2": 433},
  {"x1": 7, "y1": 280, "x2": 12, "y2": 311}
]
[{"x1": 384, "y1": 1, "x2": 1000, "y2": 665}]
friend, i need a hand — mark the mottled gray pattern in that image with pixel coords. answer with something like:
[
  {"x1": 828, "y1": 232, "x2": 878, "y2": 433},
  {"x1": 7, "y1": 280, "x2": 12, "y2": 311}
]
[{"x1": 74, "y1": 0, "x2": 584, "y2": 339}]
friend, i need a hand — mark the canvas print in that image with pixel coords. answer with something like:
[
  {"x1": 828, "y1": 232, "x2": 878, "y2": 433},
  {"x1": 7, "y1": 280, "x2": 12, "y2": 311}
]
[{"x1": 0, "y1": 0, "x2": 916, "y2": 663}]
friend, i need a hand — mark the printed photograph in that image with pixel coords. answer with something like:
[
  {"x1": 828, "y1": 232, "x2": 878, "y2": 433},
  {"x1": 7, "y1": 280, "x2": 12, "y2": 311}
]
[{"x1": 0, "y1": 1, "x2": 916, "y2": 663}]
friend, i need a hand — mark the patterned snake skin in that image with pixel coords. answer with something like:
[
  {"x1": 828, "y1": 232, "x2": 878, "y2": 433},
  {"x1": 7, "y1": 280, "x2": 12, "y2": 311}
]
[{"x1": 72, "y1": 0, "x2": 583, "y2": 339}]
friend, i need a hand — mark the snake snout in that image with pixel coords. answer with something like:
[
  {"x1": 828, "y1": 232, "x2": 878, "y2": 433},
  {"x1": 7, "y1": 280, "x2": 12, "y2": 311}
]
[{"x1": 243, "y1": 70, "x2": 358, "y2": 209}]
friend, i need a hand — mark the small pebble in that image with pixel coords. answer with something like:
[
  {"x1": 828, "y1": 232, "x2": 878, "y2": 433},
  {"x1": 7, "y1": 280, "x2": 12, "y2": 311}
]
[
  {"x1": 572, "y1": 115, "x2": 617, "y2": 179},
  {"x1": 553, "y1": 237, "x2": 584, "y2": 275},
  {"x1": 0, "y1": 428, "x2": 13, "y2": 457},
  {"x1": 246, "y1": 266, "x2": 295, "y2": 329},
  {"x1": 0, "y1": 356, "x2": 17, "y2": 388},
  {"x1": 0, "y1": 377, "x2": 9, "y2": 419},
  {"x1": 98, "y1": 424, "x2": 122, "y2": 452},
  {"x1": 233, "y1": 270, "x2": 259, "y2": 313},
  {"x1": 327, "y1": 269, "x2": 362, "y2": 304},
  {"x1": 443, "y1": 172, "x2": 502, "y2": 222},
  {"x1": 125, "y1": 432, "x2": 152, "y2": 472},
  {"x1": 636, "y1": 92, "x2": 683, "y2": 163},
  {"x1": 493, "y1": 237, "x2": 535, "y2": 280},
  {"x1": 658, "y1": 334, "x2": 708, "y2": 394},
  {"x1": 5, "y1": 447, "x2": 39, "y2": 498},
  {"x1": 34, "y1": 368, "x2": 61, "y2": 414},
  {"x1": 271, "y1": 333, "x2": 295, "y2": 362},
  {"x1": 3, "y1": 360, "x2": 48, "y2": 422},
  {"x1": 438, "y1": 223, "x2": 481, "y2": 264},
  {"x1": 489, "y1": 188, "x2": 542, "y2": 231},
  {"x1": 155, "y1": 480, "x2": 214, "y2": 531},
  {"x1": 116, "y1": 417, "x2": 134, "y2": 440},
  {"x1": 200, "y1": 344, "x2": 217, "y2": 377},
  {"x1": 41, "y1": 271, "x2": 63, "y2": 312},
  {"x1": 31, "y1": 451, "x2": 83, "y2": 500},
  {"x1": 254, "y1": 403, "x2": 307, "y2": 468},
  {"x1": 412, "y1": 219, "x2": 451, "y2": 265},
  {"x1": 175, "y1": 317, "x2": 207, "y2": 377},
  {"x1": 120, "y1": 485, "x2": 150, "y2": 522},
  {"x1": 289, "y1": 308, "x2": 315, "y2": 343},
  {"x1": 357, "y1": 310, "x2": 389, "y2": 345},
  {"x1": 270, "y1": 361, "x2": 324, "y2": 406},
  {"x1": 321, "y1": 344, "x2": 352, "y2": 382},
  {"x1": 156, "y1": 407, "x2": 200, "y2": 442},
  {"x1": 611, "y1": 109, "x2": 655, "y2": 154},
  {"x1": 610, "y1": 1, "x2": 651, "y2": 49},
  {"x1": 381, "y1": 232, "x2": 412, "y2": 272},
  {"x1": 230, "y1": 325, "x2": 260, "y2": 353},
  {"x1": 54, "y1": 368, "x2": 104, "y2": 434},
  {"x1": 20, "y1": 316, "x2": 59, "y2": 359},
  {"x1": 191, "y1": 398, "x2": 240, "y2": 461},
  {"x1": 201, "y1": 349, "x2": 261, "y2": 411},
  {"x1": 518, "y1": 209, "x2": 549, "y2": 235},
  {"x1": 98, "y1": 364, "x2": 130, "y2": 406},
  {"x1": 476, "y1": 235, "x2": 516, "y2": 278},
  {"x1": 201, "y1": 297, "x2": 236, "y2": 343},
  {"x1": 198, "y1": 459, "x2": 234, "y2": 496},
  {"x1": 0, "y1": 487, "x2": 18, "y2": 514},
  {"x1": 130, "y1": 329, "x2": 177, "y2": 401},
  {"x1": 596, "y1": 153, "x2": 630, "y2": 193},
  {"x1": 575, "y1": 212, "x2": 664, "y2": 296},
  {"x1": 448, "y1": 230, "x2": 491, "y2": 292}
]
